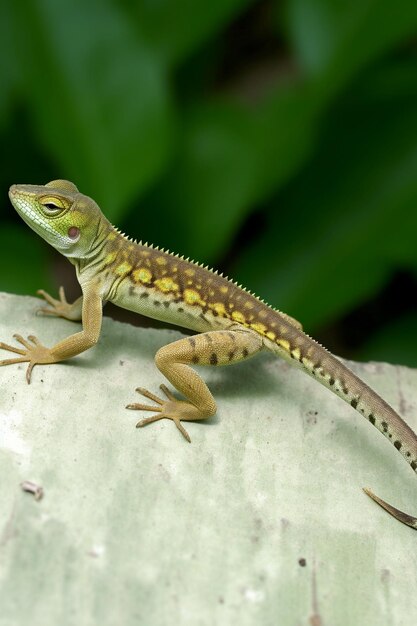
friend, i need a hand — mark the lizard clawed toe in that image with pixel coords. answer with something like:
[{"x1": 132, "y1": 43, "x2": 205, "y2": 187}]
[
  {"x1": 0, "y1": 337, "x2": 30, "y2": 370},
  {"x1": 136, "y1": 413, "x2": 165, "y2": 428},
  {"x1": 36, "y1": 286, "x2": 72, "y2": 318},
  {"x1": 13, "y1": 334, "x2": 33, "y2": 349},
  {"x1": 0, "y1": 356, "x2": 28, "y2": 366},
  {"x1": 134, "y1": 387, "x2": 164, "y2": 405},
  {"x1": 0, "y1": 341, "x2": 26, "y2": 355},
  {"x1": 0, "y1": 334, "x2": 54, "y2": 383},
  {"x1": 126, "y1": 385, "x2": 192, "y2": 442},
  {"x1": 159, "y1": 384, "x2": 176, "y2": 402}
]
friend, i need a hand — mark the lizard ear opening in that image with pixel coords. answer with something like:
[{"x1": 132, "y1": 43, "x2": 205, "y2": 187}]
[
  {"x1": 45, "y1": 180, "x2": 79, "y2": 194},
  {"x1": 68, "y1": 226, "x2": 80, "y2": 240}
]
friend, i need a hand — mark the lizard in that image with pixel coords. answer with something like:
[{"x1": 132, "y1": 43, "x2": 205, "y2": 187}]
[{"x1": 2, "y1": 179, "x2": 417, "y2": 530}]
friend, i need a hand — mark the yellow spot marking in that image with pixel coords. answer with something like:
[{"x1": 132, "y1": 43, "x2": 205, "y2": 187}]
[
  {"x1": 154, "y1": 277, "x2": 179, "y2": 293},
  {"x1": 266, "y1": 331, "x2": 276, "y2": 341},
  {"x1": 231, "y1": 311, "x2": 246, "y2": 324},
  {"x1": 251, "y1": 322, "x2": 267, "y2": 334},
  {"x1": 211, "y1": 302, "x2": 226, "y2": 316},
  {"x1": 187, "y1": 280, "x2": 194, "y2": 286},
  {"x1": 209, "y1": 289, "x2": 215, "y2": 297},
  {"x1": 244, "y1": 301, "x2": 254, "y2": 309},
  {"x1": 107, "y1": 232, "x2": 117, "y2": 241},
  {"x1": 220, "y1": 286, "x2": 228, "y2": 294},
  {"x1": 185, "y1": 268, "x2": 195, "y2": 277},
  {"x1": 104, "y1": 251, "x2": 117, "y2": 265},
  {"x1": 277, "y1": 339, "x2": 291, "y2": 352},
  {"x1": 184, "y1": 289, "x2": 205, "y2": 306},
  {"x1": 156, "y1": 257, "x2": 167, "y2": 265},
  {"x1": 291, "y1": 347, "x2": 301, "y2": 360},
  {"x1": 133, "y1": 268, "x2": 152, "y2": 284},
  {"x1": 140, "y1": 250, "x2": 151, "y2": 257},
  {"x1": 116, "y1": 261, "x2": 132, "y2": 275}
]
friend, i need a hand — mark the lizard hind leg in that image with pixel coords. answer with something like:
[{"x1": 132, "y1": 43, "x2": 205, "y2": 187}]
[{"x1": 126, "y1": 328, "x2": 264, "y2": 442}]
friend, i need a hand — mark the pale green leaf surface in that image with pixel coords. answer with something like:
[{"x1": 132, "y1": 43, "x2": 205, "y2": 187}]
[{"x1": 1, "y1": 292, "x2": 417, "y2": 625}]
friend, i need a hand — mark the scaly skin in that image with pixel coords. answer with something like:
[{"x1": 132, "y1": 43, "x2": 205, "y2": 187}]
[{"x1": 2, "y1": 179, "x2": 417, "y2": 529}]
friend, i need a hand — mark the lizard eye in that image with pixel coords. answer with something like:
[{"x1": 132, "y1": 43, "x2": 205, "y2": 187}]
[
  {"x1": 43, "y1": 203, "x2": 62, "y2": 214},
  {"x1": 40, "y1": 196, "x2": 69, "y2": 216}
]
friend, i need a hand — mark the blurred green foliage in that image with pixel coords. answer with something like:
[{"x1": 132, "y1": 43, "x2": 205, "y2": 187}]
[{"x1": 1, "y1": 0, "x2": 417, "y2": 365}]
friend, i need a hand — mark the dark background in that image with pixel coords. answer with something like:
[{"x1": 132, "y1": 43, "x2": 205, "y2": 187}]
[{"x1": 1, "y1": 0, "x2": 417, "y2": 365}]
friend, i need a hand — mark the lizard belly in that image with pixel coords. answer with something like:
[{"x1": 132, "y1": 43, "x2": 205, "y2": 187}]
[{"x1": 111, "y1": 280, "x2": 234, "y2": 334}]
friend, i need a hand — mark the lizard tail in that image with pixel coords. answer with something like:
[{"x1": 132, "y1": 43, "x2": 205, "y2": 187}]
[
  {"x1": 363, "y1": 488, "x2": 417, "y2": 529},
  {"x1": 269, "y1": 324, "x2": 417, "y2": 529}
]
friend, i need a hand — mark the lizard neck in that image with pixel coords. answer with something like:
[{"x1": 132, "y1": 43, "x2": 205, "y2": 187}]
[{"x1": 71, "y1": 215, "x2": 116, "y2": 285}]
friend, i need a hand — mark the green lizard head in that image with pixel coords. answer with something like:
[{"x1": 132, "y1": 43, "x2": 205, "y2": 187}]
[{"x1": 8, "y1": 180, "x2": 106, "y2": 258}]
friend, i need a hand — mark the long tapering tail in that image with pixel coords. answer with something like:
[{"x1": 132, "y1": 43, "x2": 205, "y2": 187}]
[
  {"x1": 363, "y1": 488, "x2": 417, "y2": 529},
  {"x1": 270, "y1": 320, "x2": 417, "y2": 529}
]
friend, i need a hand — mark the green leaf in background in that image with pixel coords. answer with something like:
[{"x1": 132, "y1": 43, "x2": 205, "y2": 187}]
[
  {"x1": 0, "y1": 2, "x2": 18, "y2": 127},
  {"x1": 0, "y1": 224, "x2": 50, "y2": 295},
  {"x1": 234, "y1": 58, "x2": 417, "y2": 330},
  {"x1": 359, "y1": 312, "x2": 417, "y2": 368},
  {"x1": 130, "y1": 0, "x2": 417, "y2": 264},
  {"x1": 135, "y1": 83, "x2": 318, "y2": 261},
  {"x1": 1, "y1": 0, "x2": 416, "y2": 366},
  {"x1": 122, "y1": 0, "x2": 254, "y2": 67},
  {"x1": 11, "y1": 0, "x2": 174, "y2": 221},
  {"x1": 287, "y1": 0, "x2": 417, "y2": 94}
]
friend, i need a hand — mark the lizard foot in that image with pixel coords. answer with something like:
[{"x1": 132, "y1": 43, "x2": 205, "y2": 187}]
[
  {"x1": 126, "y1": 384, "x2": 193, "y2": 442},
  {"x1": 0, "y1": 334, "x2": 54, "y2": 383},
  {"x1": 37, "y1": 286, "x2": 72, "y2": 318}
]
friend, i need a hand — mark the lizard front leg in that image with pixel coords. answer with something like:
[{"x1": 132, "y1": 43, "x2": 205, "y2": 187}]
[
  {"x1": 0, "y1": 285, "x2": 102, "y2": 383},
  {"x1": 127, "y1": 328, "x2": 264, "y2": 442}
]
